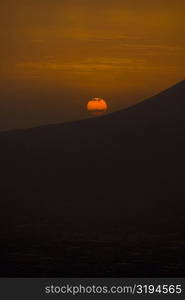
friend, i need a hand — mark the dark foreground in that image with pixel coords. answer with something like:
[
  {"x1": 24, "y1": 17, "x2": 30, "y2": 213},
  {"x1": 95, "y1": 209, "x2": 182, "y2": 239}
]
[{"x1": 0, "y1": 217, "x2": 185, "y2": 277}]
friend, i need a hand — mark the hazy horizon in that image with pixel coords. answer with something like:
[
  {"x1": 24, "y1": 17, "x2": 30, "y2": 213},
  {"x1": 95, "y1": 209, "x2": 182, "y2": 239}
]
[{"x1": 0, "y1": 0, "x2": 184, "y2": 130}]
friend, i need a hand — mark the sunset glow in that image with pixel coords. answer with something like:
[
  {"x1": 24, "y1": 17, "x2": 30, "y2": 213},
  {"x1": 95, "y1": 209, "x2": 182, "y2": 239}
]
[{"x1": 0, "y1": 0, "x2": 184, "y2": 130}]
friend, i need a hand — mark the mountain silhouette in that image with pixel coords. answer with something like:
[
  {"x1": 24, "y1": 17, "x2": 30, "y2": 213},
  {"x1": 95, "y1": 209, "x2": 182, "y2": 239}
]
[
  {"x1": 1, "y1": 80, "x2": 185, "y2": 226},
  {"x1": 0, "y1": 80, "x2": 185, "y2": 276}
]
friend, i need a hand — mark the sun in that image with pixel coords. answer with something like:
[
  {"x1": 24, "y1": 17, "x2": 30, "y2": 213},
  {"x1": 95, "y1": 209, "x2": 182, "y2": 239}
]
[{"x1": 86, "y1": 98, "x2": 108, "y2": 116}]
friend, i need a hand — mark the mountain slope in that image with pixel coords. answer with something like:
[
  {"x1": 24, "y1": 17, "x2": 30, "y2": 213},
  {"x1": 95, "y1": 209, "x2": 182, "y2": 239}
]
[{"x1": 0, "y1": 80, "x2": 185, "y2": 232}]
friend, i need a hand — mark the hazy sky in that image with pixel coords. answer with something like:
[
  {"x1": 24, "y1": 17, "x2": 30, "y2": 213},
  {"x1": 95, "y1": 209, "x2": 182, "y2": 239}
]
[{"x1": 0, "y1": 0, "x2": 184, "y2": 130}]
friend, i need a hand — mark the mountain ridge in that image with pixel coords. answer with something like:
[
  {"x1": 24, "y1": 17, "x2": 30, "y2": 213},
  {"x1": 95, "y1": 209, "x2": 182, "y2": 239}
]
[{"x1": 1, "y1": 79, "x2": 184, "y2": 137}]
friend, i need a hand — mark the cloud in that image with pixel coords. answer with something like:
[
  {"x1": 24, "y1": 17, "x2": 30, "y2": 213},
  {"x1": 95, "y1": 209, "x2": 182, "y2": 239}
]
[{"x1": 16, "y1": 56, "x2": 178, "y2": 74}]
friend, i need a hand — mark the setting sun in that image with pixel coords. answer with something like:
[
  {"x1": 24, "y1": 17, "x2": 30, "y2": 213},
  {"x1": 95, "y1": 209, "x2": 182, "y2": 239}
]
[{"x1": 87, "y1": 98, "x2": 108, "y2": 116}]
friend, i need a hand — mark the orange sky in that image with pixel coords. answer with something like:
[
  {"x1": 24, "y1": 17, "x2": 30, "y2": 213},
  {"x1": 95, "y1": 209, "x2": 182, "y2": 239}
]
[{"x1": 0, "y1": 0, "x2": 184, "y2": 130}]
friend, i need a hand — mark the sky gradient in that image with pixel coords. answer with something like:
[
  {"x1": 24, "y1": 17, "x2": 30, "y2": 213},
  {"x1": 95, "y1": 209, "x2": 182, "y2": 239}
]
[{"x1": 0, "y1": 0, "x2": 184, "y2": 130}]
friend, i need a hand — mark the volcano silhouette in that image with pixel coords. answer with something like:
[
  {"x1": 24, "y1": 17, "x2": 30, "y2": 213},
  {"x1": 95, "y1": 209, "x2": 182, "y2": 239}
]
[{"x1": 0, "y1": 80, "x2": 185, "y2": 276}]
